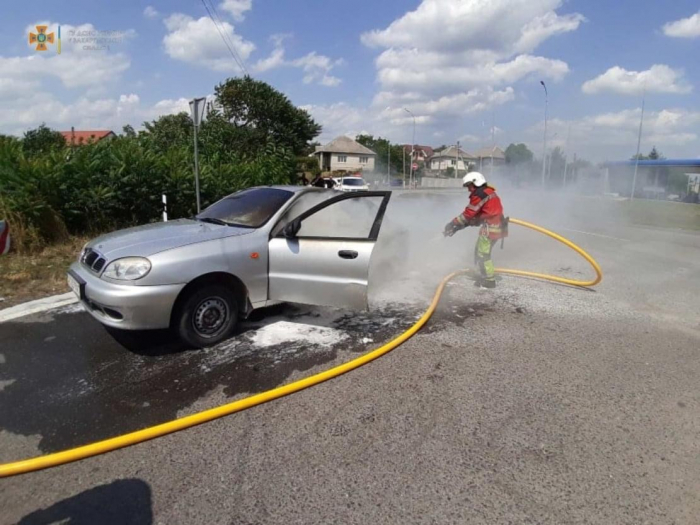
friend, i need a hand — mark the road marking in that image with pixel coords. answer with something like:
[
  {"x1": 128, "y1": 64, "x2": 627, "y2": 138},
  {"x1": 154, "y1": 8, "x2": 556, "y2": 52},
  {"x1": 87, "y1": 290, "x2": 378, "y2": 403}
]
[
  {"x1": 0, "y1": 293, "x2": 79, "y2": 324},
  {"x1": 558, "y1": 228, "x2": 631, "y2": 242}
]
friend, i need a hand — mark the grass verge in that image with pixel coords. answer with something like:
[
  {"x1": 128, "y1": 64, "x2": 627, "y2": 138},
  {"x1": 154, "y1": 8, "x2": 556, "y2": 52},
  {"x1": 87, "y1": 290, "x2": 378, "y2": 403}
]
[{"x1": 0, "y1": 237, "x2": 86, "y2": 309}]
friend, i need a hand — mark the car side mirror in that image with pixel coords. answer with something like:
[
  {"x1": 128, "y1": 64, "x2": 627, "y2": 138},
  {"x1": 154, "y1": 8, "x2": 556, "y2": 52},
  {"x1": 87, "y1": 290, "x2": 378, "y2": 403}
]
[{"x1": 283, "y1": 220, "x2": 301, "y2": 239}]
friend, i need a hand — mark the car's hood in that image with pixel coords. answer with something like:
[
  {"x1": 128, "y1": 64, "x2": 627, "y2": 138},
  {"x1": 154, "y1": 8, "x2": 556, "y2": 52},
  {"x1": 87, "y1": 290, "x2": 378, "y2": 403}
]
[{"x1": 88, "y1": 219, "x2": 253, "y2": 260}]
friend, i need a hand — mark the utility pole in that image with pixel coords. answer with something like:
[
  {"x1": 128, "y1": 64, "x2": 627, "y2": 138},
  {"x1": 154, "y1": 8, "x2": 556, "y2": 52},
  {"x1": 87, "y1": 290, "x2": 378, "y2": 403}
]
[
  {"x1": 563, "y1": 124, "x2": 571, "y2": 188},
  {"x1": 404, "y1": 108, "x2": 416, "y2": 188},
  {"x1": 387, "y1": 143, "x2": 391, "y2": 184},
  {"x1": 403, "y1": 146, "x2": 406, "y2": 187},
  {"x1": 631, "y1": 87, "x2": 646, "y2": 201},
  {"x1": 490, "y1": 111, "x2": 495, "y2": 178},
  {"x1": 456, "y1": 140, "x2": 461, "y2": 178},
  {"x1": 540, "y1": 80, "x2": 548, "y2": 187}
]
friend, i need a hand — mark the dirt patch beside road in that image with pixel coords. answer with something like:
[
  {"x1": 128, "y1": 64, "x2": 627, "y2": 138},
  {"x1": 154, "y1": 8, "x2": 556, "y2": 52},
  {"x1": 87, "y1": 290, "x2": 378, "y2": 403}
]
[{"x1": 0, "y1": 237, "x2": 85, "y2": 308}]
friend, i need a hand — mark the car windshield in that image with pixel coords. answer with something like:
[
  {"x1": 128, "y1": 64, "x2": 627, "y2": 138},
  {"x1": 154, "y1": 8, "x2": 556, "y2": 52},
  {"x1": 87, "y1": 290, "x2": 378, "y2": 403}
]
[
  {"x1": 196, "y1": 188, "x2": 293, "y2": 228},
  {"x1": 342, "y1": 179, "x2": 365, "y2": 187}
]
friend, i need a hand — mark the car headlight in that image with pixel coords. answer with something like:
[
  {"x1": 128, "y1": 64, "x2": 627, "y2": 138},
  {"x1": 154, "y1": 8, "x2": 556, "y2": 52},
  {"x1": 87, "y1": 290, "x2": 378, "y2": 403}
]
[
  {"x1": 102, "y1": 257, "x2": 152, "y2": 281},
  {"x1": 79, "y1": 243, "x2": 89, "y2": 262}
]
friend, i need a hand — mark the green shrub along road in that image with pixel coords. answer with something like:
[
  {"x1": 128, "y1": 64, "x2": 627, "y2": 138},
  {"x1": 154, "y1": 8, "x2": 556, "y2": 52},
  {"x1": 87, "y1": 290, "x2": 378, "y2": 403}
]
[{"x1": 0, "y1": 77, "x2": 320, "y2": 253}]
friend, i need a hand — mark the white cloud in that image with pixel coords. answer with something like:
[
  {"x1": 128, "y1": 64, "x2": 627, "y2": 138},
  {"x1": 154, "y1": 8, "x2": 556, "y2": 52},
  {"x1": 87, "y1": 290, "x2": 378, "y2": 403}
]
[
  {"x1": 292, "y1": 52, "x2": 342, "y2": 86},
  {"x1": 219, "y1": 0, "x2": 253, "y2": 22},
  {"x1": 253, "y1": 46, "x2": 285, "y2": 73},
  {"x1": 163, "y1": 14, "x2": 255, "y2": 72},
  {"x1": 0, "y1": 21, "x2": 132, "y2": 101},
  {"x1": 361, "y1": 0, "x2": 583, "y2": 56},
  {"x1": 300, "y1": 103, "x2": 372, "y2": 143},
  {"x1": 251, "y1": 37, "x2": 343, "y2": 86},
  {"x1": 376, "y1": 88, "x2": 515, "y2": 120},
  {"x1": 526, "y1": 108, "x2": 700, "y2": 161},
  {"x1": 143, "y1": 6, "x2": 159, "y2": 19},
  {"x1": 375, "y1": 53, "x2": 568, "y2": 96},
  {"x1": 662, "y1": 11, "x2": 700, "y2": 38},
  {"x1": 2, "y1": 15, "x2": 203, "y2": 138},
  {"x1": 0, "y1": 91, "x2": 193, "y2": 136},
  {"x1": 458, "y1": 134, "x2": 482, "y2": 144},
  {"x1": 582, "y1": 65, "x2": 692, "y2": 96},
  {"x1": 361, "y1": 0, "x2": 583, "y2": 127}
]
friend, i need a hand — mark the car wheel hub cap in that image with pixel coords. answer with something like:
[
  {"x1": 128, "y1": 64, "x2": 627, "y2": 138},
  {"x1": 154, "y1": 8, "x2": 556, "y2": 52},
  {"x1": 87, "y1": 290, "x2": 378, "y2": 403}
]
[{"x1": 194, "y1": 298, "x2": 228, "y2": 337}]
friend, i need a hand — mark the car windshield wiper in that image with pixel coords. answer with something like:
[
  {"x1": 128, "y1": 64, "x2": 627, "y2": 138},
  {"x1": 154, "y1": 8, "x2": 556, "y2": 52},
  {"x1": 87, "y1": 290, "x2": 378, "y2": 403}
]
[{"x1": 195, "y1": 217, "x2": 230, "y2": 226}]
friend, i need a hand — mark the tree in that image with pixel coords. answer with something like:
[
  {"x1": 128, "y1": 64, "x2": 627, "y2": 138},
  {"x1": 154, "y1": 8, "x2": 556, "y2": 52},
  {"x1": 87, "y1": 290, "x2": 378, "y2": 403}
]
[
  {"x1": 214, "y1": 76, "x2": 321, "y2": 155},
  {"x1": 141, "y1": 113, "x2": 193, "y2": 153},
  {"x1": 356, "y1": 134, "x2": 404, "y2": 177},
  {"x1": 22, "y1": 124, "x2": 65, "y2": 157},
  {"x1": 547, "y1": 146, "x2": 566, "y2": 183},
  {"x1": 122, "y1": 124, "x2": 136, "y2": 138},
  {"x1": 631, "y1": 146, "x2": 662, "y2": 161},
  {"x1": 631, "y1": 146, "x2": 668, "y2": 191},
  {"x1": 505, "y1": 143, "x2": 533, "y2": 165},
  {"x1": 302, "y1": 141, "x2": 321, "y2": 156}
]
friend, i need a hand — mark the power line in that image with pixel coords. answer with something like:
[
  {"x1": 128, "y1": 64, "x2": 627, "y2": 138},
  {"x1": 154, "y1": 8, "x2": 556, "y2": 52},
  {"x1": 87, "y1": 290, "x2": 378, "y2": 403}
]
[
  {"x1": 205, "y1": 0, "x2": 249, "y2": 76},
  {"x1": 199, "y1": 0, "x2": 249, "y2": 76}
]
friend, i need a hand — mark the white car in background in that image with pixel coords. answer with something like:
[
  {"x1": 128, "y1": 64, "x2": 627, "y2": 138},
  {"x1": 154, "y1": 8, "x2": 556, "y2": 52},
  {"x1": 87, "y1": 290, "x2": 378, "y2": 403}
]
[{"x1": 333, "y1": 176, "x2": 370, "y2": 192}]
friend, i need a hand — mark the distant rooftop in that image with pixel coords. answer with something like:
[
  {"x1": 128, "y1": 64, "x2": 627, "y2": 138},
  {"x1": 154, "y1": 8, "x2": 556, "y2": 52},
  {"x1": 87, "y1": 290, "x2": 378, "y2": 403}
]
[
  {"x1": 473, "y1": 146, "x2": 505, "y2": 160},
  {"x1": 60, "y1": 130, "x2": 115, "y2": 145},
  {"x1": 430, "y1": 145, "x2": 475, "y2": 159},
  {"x1": 314, "y1": 136, "x2": 376, "y2": 155}
]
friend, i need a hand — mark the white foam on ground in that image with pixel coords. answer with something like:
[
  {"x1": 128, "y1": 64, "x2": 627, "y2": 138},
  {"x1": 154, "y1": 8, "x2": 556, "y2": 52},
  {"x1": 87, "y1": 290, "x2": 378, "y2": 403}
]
[
  {"x1": 249, "y1": 321, "x2": 348, "y2": 348},
  {"x1": 53, "y1": 302, "x2": 85, "y2": 315}
]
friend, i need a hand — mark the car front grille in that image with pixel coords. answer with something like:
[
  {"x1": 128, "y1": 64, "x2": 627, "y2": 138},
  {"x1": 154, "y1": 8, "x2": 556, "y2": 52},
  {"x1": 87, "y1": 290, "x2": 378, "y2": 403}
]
[{"x1": 81, "y1": 248, "x2": 107, "y2": 274}]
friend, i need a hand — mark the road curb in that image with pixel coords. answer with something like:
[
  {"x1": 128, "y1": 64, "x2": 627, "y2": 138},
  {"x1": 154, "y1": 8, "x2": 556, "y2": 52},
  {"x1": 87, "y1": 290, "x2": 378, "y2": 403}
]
[{"x1": 0, "y1": 293, "x2": 79, "y2": 324}]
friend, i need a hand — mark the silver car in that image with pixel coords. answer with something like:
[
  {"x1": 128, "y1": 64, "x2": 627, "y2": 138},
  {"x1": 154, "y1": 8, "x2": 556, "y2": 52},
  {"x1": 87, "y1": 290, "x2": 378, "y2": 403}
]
[{"x1": 67, "y1": 186, "x2": 392, "y2": 347}]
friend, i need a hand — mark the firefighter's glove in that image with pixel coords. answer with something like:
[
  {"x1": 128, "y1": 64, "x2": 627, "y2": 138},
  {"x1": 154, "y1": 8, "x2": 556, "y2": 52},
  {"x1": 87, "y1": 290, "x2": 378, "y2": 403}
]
[{"x1": 443, "y1": 221, "x2": 458, "y2": 237}]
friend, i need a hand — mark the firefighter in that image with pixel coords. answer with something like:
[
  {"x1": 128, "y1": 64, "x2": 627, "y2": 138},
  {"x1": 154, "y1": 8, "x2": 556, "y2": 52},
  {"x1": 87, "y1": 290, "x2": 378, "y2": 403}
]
[{"x1": 443, "y1": 172, "x2": 506, "y2": 288}]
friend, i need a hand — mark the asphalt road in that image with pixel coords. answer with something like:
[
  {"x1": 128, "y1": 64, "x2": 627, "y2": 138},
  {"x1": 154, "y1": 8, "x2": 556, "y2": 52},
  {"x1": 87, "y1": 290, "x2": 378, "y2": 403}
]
[{"x1": 1, "y1": 195, "x2": 699, "y2": 525}]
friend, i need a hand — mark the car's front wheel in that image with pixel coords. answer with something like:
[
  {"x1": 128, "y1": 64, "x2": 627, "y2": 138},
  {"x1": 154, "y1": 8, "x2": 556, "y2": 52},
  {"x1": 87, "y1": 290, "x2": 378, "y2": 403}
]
[{"x1": 175, "y1": 285, "x2": 238, "y2": 348}]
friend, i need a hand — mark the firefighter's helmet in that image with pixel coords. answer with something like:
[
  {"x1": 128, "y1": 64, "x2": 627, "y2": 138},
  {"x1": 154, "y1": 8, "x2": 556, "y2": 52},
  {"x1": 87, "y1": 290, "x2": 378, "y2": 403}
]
[{"x1": 462, "y1": 172, "x2": 486, "y2": 187}]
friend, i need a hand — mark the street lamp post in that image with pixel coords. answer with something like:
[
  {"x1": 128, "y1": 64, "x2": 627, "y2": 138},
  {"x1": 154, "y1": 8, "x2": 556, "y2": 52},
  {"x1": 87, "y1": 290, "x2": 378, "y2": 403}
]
[
  {"x1": 547, "y1": 132, "x2": 558, "y2": 182},
  {"x1": 404, "y1": 108, "x2": 416, "y2": 188},
  {"x1": 540, "y1": 81, "x2": 548, "y2": 187},
  {"x1": 631, "y1": 88, "x2": 646, "y2": 201}
]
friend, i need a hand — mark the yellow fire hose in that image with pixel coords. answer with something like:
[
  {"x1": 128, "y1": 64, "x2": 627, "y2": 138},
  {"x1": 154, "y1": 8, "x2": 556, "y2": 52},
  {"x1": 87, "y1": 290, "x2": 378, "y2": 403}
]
[{"x1": 0, "y1": 218, "x2": 602, "y2": 478}]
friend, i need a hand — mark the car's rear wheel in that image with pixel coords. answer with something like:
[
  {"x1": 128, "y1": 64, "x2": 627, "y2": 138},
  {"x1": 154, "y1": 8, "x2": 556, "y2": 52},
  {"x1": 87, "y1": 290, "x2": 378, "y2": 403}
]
[{"x1": 175, "y1": 285, "x2": 238, "y2": 348}]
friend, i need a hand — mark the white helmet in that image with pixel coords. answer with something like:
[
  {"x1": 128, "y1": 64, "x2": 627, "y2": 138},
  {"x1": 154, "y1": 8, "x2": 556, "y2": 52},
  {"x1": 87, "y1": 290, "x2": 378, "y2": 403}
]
[{"x1": 462, "y1": 172, "x2": 486, "y2": 187}]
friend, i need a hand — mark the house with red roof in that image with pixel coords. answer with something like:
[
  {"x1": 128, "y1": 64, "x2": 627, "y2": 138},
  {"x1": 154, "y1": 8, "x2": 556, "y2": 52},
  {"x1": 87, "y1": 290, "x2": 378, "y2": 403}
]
[{"x1": 59, "y1": 129, "x2": 116, "y2": 146}]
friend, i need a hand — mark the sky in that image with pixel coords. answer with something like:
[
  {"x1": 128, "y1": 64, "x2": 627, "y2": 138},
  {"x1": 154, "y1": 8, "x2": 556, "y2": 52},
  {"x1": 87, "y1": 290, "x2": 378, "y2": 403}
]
[{"x1": 1, "y1": 0, "x2": 699, "y2": 162}]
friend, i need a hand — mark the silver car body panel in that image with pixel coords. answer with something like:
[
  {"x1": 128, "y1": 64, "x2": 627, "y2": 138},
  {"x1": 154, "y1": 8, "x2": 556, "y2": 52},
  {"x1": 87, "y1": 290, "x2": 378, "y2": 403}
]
[
  {"x1": 87, "y1": 219, "x2": 254, "y2": 260},
  {"x1": 67, "y1": 186, "x2": 390, "y2": 331},
  {"x1": 268, "y1": 238, "x2": 375, "y2": 309},
  {"x1": 69, "y1": 262, "x2": 184, "y2": 329},
  {"x1": 268, "y1": 191, "x2": 391, "y2": 310}
]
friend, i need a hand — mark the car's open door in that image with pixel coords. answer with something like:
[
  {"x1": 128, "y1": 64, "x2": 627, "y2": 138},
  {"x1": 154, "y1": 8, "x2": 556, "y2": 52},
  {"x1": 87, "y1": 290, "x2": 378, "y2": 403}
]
[{"x1": 268, "y1": 191, "x2": 391, "y2": 309}]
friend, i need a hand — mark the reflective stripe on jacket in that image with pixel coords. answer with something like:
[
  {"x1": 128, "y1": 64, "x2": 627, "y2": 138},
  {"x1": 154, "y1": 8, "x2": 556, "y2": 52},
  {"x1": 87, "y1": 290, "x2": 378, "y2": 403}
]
[{"x1": 453, "y1": 185, "x2": 505, "y2": 240}]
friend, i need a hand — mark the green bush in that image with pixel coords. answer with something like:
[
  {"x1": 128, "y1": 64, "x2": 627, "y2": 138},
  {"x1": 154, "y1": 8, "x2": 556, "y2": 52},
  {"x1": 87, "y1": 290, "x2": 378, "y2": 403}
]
[
  {"x1": 0, "y1": 78, "x2": 318, "y2": 253},
  {"x1": 0, "y1": 127, "x2": 300, "y2": 252}
]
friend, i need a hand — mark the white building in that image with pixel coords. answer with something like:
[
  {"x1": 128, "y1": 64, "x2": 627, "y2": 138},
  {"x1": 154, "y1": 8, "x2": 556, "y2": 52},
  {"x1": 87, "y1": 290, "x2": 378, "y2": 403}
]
[
  {"x1": 428, "y1": 146, "x2": 475, "y2": 172},
  {"x1": 473, "y1": 146, "x2": 506, "y2": 170},
  {"x1": 313, "y1": 136, "x2": 377, "y2": 173}
]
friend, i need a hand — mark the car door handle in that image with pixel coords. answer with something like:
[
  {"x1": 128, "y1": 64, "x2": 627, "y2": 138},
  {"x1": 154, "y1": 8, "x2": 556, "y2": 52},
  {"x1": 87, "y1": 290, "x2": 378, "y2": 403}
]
[{"x1": 338, "y1": 250, "x2": 359, "y2": 259}]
